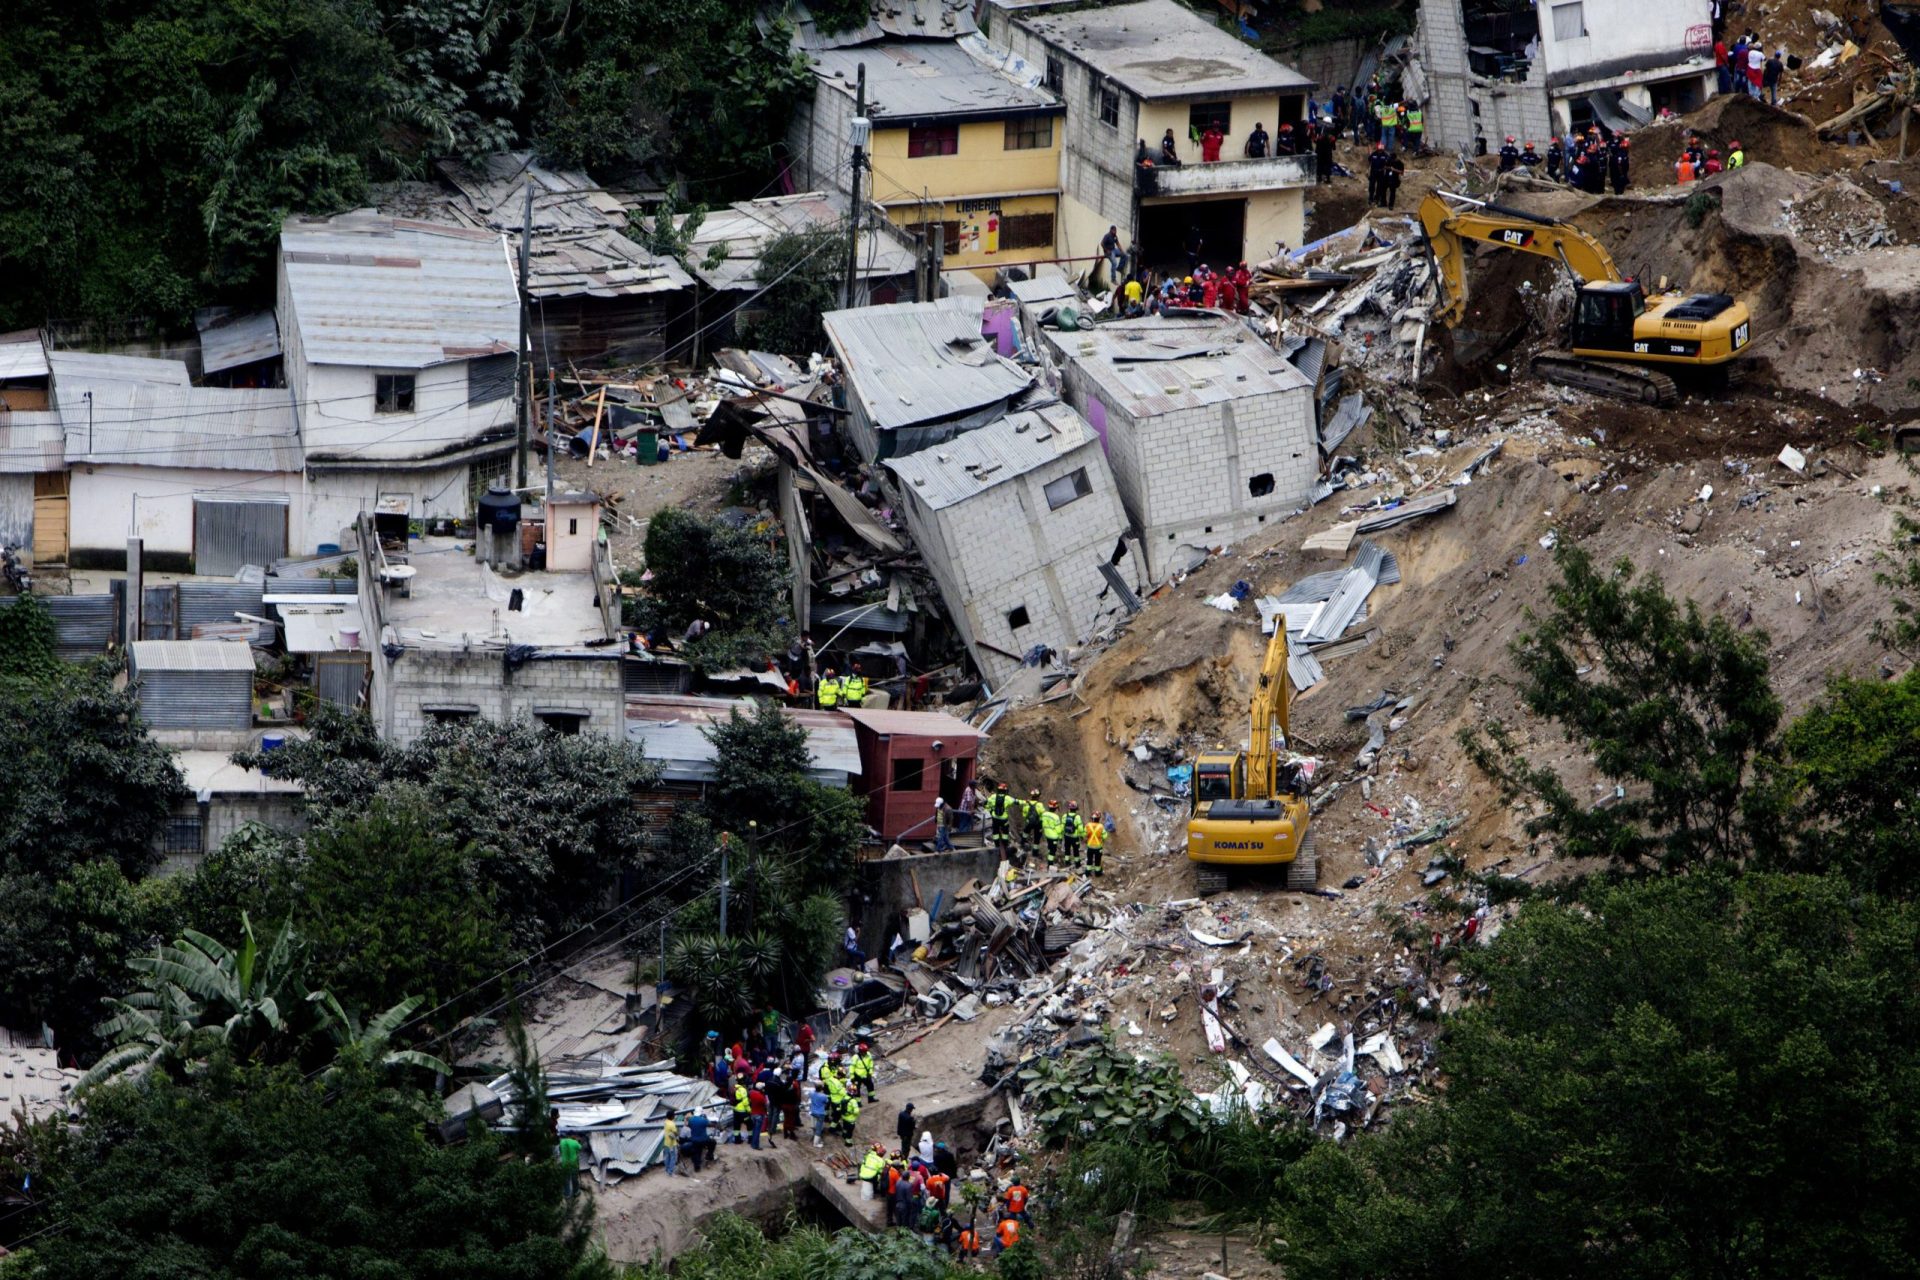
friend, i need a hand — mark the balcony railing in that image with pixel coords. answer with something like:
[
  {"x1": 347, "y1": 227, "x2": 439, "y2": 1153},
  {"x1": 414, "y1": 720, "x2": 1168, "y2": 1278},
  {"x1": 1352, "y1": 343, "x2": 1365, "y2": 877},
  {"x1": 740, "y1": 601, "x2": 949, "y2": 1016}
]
[{"x1": 1138, "y1": 153, "x2": 1315, "y2": 199}]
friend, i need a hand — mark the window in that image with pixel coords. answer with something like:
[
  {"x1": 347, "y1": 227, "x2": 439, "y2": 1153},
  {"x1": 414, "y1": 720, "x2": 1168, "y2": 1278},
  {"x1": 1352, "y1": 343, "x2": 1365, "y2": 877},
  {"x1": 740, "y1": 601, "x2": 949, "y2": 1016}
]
[
  {"x1": 907, "y1": 124, "x2": 958, "y2": 157},
  {"x1": 1248, "y1": 472, "x2": 1275, "y2": 497},
  {"x1": 535, "y1": 710, "x2": 587, "y2": 736},
  {"x1": 1188, "y1": 102, "x2": 1232, "y2": 136},
  {"x1": 1099, "y1": 89, "x2": 1120, "y2": 128},
  {"x1": 914, "y1": 220, "x2": 962, "y2": 255},
  {"x1": 1004, "y1": 116, "x2": 1054, "y2": 150},
  {"x1": 1007, "y1": 605, "x2": 1031, "y2": 630},
  {"x1": 1551, "y1": 1, "x2": 1586, "y2": 39},
  {"x1": 468, "y1": 454, "x2": 512, "y2": 511},
  {"x1": 467, "y1": 353, "x2": 515, "y2": 405},
  {"x1": 567, "y1": 518, "x2": 579, "y2": 536},
  {"x1": 892, "y1": 757, "x2": 925, "y2": 791},
  {"x1": 1044, "y1": 55, "x2": 1064, "y2": 94},
  {"x1": 164, "y1": 814, "x2": 203, "y2": 857},
  {"x1": 375, "y1": 372, "x2": 415, "y2": 413},
  {"x1": 425, "y1": 705, "x2": 479, "y2": 724},
  {"x1": 1043, "y1": 467, "x2": 1092, "y2": 510},
  {"x1": 999, "y1": 212, "x2": 1056, "y2": 252}
]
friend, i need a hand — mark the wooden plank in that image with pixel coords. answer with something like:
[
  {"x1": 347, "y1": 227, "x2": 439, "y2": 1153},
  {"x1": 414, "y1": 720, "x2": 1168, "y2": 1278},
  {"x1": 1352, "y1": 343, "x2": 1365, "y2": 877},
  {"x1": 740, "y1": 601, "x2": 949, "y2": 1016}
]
[{"x1": 585, "y1": 385, "x2": 608, "y2": 468}]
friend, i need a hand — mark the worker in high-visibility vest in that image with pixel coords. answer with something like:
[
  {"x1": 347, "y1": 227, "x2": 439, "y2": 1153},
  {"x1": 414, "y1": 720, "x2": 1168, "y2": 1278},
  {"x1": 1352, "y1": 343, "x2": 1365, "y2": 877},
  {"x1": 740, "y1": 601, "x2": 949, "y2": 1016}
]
[
  {"x1": 860, "y1": 1143, "x2": 889, "y2": 1195},
  {"x1": 986, "y1": 782, "x2": 1017, "y2": 858},
  {"x1": 816, "y1": 667, "x2": 843, "y2": 709},
  {"x1": 1023, "y1": 789, "x2": 1046, "y2": 855},
  {"x1": 841, "y1": 662, "x2": 869, "y2": 707},
  {"x1": 1060, "y1": 801, "x2": 1087, "y2": 870},
  {"x1": 848, "y1": 1043, "x2": 877, "y2": 1101},
  {"x1": 1085, "y1": 811, "x2": 1107, "y2": 878},
  {"x1": 1040, "y1": 801, "x2": 1065, "y2": 867},
  {"x1": 730, "y1": 1080, "x2": 752, "y2": 1143}
]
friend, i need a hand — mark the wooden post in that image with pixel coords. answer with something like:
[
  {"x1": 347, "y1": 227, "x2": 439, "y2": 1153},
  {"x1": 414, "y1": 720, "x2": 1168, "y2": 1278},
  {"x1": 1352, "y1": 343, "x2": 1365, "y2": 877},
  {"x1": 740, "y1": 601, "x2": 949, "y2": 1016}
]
[
  {"x1": 1902, "y1": 100, "x2": 1911, "y2": 162},
  {"x1": 585, "y1": 385, "x2": 608, "y2": 468}
]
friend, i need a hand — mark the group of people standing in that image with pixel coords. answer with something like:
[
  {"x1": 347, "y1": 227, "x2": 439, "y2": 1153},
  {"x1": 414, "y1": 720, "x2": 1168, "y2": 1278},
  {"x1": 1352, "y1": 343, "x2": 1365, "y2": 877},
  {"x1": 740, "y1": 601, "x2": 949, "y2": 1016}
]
[
  {"x1": 1497, "y1": 128, "x2": 1633, "y2": 195},
  {"x1": 1328, "y1": 81, "x2": 1426, "y2": 156},
  {"x1": 981, "y1": 781, "x2": 1110, "y2": 877},
  {"x1": 862, "y1": 1122, "x2": 1033, "y2": 1262},
  {"x1": 1714, "y1": 32, "x2": 1787, "y2": 104}
]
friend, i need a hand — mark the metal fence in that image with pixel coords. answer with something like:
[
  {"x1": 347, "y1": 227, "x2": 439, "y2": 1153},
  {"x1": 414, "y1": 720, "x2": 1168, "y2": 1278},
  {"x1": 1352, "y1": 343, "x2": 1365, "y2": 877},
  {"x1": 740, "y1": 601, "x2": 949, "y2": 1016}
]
[{"x1": 0, "y1": 586, "x2": 122, "y2": 659}]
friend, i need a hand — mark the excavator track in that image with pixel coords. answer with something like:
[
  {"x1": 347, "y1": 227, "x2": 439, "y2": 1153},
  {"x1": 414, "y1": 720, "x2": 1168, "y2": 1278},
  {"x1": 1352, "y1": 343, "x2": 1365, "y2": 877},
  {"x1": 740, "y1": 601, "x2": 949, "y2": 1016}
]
[
  {"x1": 1196, "y1": 866, "x2": 1231, "y2": 897},
  {"x1": 1532, "y1": 352, "x2": 1680, "y2": 405},
  {"x1": 1285, "y1": 833, "x2": 1318, "y2": 892}
]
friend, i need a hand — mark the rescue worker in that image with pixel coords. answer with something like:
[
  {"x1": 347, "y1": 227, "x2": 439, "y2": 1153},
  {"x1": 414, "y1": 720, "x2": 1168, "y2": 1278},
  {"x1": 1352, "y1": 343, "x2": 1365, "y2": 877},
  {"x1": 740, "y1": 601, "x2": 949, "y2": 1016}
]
[
  {"x1": 987, "y1": 781, "x2": 1017, "y2": 858},
  {"x1": 1040, "y1": 800, "x2": 1065, "y2": 867},
  {"x1": 1497, "y1": 135, "x2": 1520, "y2": 172},
  {"x1": 994, "y1": 1215, "x2": 1022, "y2": 1255},
  {"x1": 1703, "y1": 148, "x2": 1724, "y2": 177},
  {"x1": 1085, "y1": 810, "x2": 1107, "y2": 878},
  {"x1": 838, "y1": 1091, "x2": 861, "y2": 1146},
  {"x1": 1244, "y1": 121, "x2": 1269, "y2": 157},
  {"x1": 1727, "y1": 138, "x2": 1745, "y2": 169},
  {"x1": 1404, "y1": 100, "x2": 1424, "y2": 153},
  {"x1": 1610, "y1": 137, "x2": 1632, "y2": 194},
  {"x1": 1383, "y1": 150, "x2": 1406, "y2": 209},
  {"x1": 848, "y1": 1042, "x2": 877, "y2": 1101},
  {"x1": 816, "y1": 667, "x2": 842, "y2": 709},
  {"x1": 1518, "y1": 140, "x2": 1540, "y2": 168},
  {"x1": 1366, "y1": 141, "x2": 1388, "y2": 207},
  {"x1": 1274, "y1": 121, "x2": 1296, "y2": 156},
  {"x1": 955, "y1": 1218, "x2": 983, "y2": 1261},
  {"x1": 1159, "y1": 128, "x2": 1182, "y2": 166},
  {"x1": 1002, "y1": 1177, "x2": 1032, "y2": 1224},
  {"x1": 730, "y1": 1079, "x2": 751, "y2": 1143},
  {"x1": 860, "y1": 1143, "x2": 889, "y2": 1199},
  {"x1": 1061, "y1": 801, "x2": 1087, "y2": 870},
  {"x1": 1546, "y1": 136, "x2": 1563, "y2": 181},
  {"x1": 842, "y1": 662, "x2": 868, "y2": 708},
  {"x1": 1200, "y1": 119, "x2": 1224, "y2": 162},
  {"x1": 1314, "y1": 123, "x2": 1336, "y2": 184},
  {"x1": 1024, "y1": 789, "x2": 1047, "y2": 856}
]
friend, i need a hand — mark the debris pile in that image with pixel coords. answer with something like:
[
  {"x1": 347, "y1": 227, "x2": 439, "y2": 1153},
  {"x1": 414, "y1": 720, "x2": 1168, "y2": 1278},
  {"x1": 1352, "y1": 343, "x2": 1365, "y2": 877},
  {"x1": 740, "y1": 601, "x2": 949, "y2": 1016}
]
[
  {"x1": 1780, "y1": 172, "x2": 1897, "y2": 257},
  {"x1": 1268, "y1": 215, "x2": 1441, "y2": 381}
]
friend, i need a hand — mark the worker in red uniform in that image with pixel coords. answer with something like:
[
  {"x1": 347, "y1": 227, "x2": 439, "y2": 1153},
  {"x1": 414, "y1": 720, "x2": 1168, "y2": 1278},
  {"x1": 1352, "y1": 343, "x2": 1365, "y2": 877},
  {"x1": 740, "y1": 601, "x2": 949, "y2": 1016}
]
[
  {"x1": 1231, "y1": 262, "x2": 1253, "y2": 314},
  {"x1": 1200, "y1": 119, "x2": 1225, "y2": 162}
]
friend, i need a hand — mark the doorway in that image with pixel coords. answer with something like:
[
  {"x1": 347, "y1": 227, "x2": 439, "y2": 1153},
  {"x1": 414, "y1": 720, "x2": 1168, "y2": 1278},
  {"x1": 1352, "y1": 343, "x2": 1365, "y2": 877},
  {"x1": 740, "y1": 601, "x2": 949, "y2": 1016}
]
[{"x1": 1139, "y1": 198, "x2": 1246, "y2": 276}]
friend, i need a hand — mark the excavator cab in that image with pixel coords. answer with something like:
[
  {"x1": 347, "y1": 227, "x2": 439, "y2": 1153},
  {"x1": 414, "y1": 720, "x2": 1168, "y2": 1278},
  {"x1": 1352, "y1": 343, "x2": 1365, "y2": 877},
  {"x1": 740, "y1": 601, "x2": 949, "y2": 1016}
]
[{"x1": 1571, "y1": 281, "x2": 1645, "y2": 353}]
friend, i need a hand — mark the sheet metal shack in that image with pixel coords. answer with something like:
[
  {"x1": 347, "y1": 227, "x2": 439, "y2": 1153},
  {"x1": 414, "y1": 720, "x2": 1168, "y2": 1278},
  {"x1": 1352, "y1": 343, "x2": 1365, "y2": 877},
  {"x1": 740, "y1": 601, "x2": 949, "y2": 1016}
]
[{"x1": 844, "y1": 708, "x2": 983, "y2": 841}]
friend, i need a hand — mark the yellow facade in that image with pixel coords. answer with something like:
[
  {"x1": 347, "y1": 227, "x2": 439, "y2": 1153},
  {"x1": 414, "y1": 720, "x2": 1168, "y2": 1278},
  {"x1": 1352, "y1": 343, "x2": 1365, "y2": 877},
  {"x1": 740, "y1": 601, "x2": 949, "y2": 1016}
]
[
  {"x1": 1136, "y1": 94, "x2": 1299, "y2": 160},
  {"x1": 880, "y1": 192, "x2": 1060, "y2": 274},
  {"x1": 866, "y1": 117, "x2": 1062, "y2": 201}
]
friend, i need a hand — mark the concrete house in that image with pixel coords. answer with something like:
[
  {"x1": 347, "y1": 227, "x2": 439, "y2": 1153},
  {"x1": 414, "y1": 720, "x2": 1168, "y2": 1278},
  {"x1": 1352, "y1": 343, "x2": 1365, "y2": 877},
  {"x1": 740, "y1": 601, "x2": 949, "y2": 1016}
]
[
  {"x1": 1413, "y1": 0, "x2": 1714, "y2": 149},
  {"x1": 822, "y1": 297, "x2": 1035, "y2": 464},
  {"x1": 787, "y1": 18, "x2": 1066, "y2": 278},
  {"x1": 1041, "y1": 314, "x2": 1316, "y2": 581},
  {"x1": 884, "y1": 401, "x2": 1142, "y2": 688},
  {"x1": 48, "y1": 353, "x2": 304, "y2": 572},
  {"x1": 985, "y1": 0, "x2": 1315, "y2": 267},
  {"x1": 278, "y1": 212, "x2": 520, "y2": 552},
  {"x1": 353, "y1": 510, "x2": 625, "y2": 746}
]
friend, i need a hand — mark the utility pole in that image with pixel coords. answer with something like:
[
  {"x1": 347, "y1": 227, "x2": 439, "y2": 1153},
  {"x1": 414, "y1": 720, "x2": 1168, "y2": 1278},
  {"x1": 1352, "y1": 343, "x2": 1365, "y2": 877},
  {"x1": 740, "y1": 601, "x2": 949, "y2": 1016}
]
[
  {"x1": 718, "y1": 831, "x2": 731, "y2": 938},
  {"x1": 544, "y1": 366, "x2": 557, "y2": 508},
  {"x1": 515, "y1": 185, "x2": 533, "y2": 489},
  {"x1": 658, "y1": 917, "x2": 668, "y2": 990},
  {"x1": 842, "y1": 64, "x2": 869, "y2": 310}
]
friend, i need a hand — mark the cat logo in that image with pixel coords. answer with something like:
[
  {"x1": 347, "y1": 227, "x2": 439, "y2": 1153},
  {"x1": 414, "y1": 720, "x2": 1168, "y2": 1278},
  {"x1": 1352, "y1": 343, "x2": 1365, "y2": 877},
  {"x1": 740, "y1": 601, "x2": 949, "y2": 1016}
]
[
  {"x1": 1733, "y1": 321, "x2": 1750, "y2": 348},
  {"x1": 1494, "y1": 228, "x2": 1535, "y2": 247}
]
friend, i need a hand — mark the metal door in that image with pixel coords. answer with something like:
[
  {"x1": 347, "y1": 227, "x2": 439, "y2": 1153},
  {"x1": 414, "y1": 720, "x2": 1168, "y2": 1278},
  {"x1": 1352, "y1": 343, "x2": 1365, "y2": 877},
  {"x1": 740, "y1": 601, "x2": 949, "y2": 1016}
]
[{"x1": 193, "y1": 496, "x2": 288, "y2": 577}]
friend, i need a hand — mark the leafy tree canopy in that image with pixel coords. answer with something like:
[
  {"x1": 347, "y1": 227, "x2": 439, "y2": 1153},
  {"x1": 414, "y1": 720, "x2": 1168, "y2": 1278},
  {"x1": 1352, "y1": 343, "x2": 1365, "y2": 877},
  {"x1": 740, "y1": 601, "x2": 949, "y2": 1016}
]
[
  {"x1": 21, "y1": 1058, "x2": 610, "y2": 1280},
  {"x1": 739, "y1": 226, "x2": 847, "y2": 358},
  {"x1": 629, "y1": 508, "x2": 790, "y2": 672},
  {"x1": 1274, "y1": 872, "x2": 1920, "y2": 1280}
]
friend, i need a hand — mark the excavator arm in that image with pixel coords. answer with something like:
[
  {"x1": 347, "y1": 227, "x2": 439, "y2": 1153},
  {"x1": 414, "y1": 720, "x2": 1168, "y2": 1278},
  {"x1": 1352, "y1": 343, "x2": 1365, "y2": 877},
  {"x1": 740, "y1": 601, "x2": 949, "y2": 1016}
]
[
  {"x1": 1418, "y1": 192, "x2": 1625, "y2": 327},
  {"x1": 1243, "y1": 623, "x2": 1292, "y2": 801}
]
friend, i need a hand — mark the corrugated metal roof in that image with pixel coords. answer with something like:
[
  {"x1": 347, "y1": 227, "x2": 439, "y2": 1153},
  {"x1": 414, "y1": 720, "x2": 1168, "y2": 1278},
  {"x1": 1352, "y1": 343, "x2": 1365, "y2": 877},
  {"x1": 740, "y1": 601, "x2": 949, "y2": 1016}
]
[
  {"x1": 1054, "y1": 316, "x2": 1310, "y2": 418},
  {"x1": 130, "y1": 639, "x2": 256, "y2": 672},
  {"x1": 883, "y1": 401, "x2": 1094, "y2": 510},
  {"x1": 0, "y1": 330, "x2": 48, "y2": 381},
  {"x1": 49, "y1": 353, "x2": 301, "y2": 472},
  {"x1": 842, "y1": 707, "x2": 986, "y2": 738},
  {"x1": 1014, "y1": 0, "x2": 1313, "y2": 100},
  {"x1": 195, "y1": 309, "x2": 282, "y2": 374},
  {"x1": 791, "y1": 0, "x2": 978, "y2": 49},
  {"x1": 624, "y1": 695, "x2": 861, "y2": 784},
  {"x1": 676, "y1": 192, "x2": 919, "y2": 293},
  {"x1": 280, "y1": 211, "x2": 517, "y2": 369},
  {"x1": 0, "y1": 411, "x2": 64, "y2": 471},
  {"x1": 809, "y1": 38, "x2": 1059, "y2": 122},
  {"x1": 824, "y1": 297, "x2": 1033, "y2": 432},
  {"x1": 1006, "y1": 276, "x2": 1081, "y2": 307},
  {"x1": 810, "y1": 600, "x2": 912, "y2": 634},
  {"x1": 432, "y1": 153, "x2": 693, "y2": 299}
]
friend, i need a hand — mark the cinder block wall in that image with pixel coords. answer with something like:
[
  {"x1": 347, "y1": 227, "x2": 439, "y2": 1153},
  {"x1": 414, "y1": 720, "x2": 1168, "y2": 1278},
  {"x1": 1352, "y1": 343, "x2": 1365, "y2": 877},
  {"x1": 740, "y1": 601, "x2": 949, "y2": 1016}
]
[{"x1": 379, "y1": 648, "x2": 625, "y2": 746}]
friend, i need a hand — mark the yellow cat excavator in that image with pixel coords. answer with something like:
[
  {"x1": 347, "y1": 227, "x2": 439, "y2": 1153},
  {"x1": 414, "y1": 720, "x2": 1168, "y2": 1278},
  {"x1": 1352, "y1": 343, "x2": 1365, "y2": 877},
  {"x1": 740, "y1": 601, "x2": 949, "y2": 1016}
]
[
  {"x1": 1186, "y1": 622, "x2": 1315, "y2": 895},
  {"x1": 1418, "y1": 191, "x2": 1753, "y2": 404}
]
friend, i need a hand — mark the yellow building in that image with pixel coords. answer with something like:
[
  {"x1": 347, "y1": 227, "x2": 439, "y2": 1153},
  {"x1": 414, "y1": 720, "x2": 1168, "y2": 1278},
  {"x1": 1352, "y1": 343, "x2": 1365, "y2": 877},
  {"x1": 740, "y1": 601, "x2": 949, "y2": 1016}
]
[{"x1": 787, "y1": 37, "x2": 1066, "y2": 277}]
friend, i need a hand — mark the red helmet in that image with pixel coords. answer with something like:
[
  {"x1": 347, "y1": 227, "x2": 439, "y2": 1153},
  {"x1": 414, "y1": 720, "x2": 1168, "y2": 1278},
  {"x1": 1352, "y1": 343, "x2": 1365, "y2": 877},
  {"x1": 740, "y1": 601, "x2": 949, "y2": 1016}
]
[
  {"x1": 1523, "y1": 141, "x2": 1536, "y2": 149},
  {"x1": 1729, "y1": 139, "x2": 1740, "y2": 148},
  {"x1": 1374, "y1": 141, "x2": 1385, "y2": 150},
  {"x1": 1279, "y1": 122, "x2": 1293, "y2": 131},
  {"x1": 1709, "y1": 148, "x2": 1720, "y2": 156},
  {"x1": 1505, "y1": 135, "x2": 1515, "y2": 143},
  {"x1": 858, "y1": 1042, "x2": 870, "y2": 1051}
]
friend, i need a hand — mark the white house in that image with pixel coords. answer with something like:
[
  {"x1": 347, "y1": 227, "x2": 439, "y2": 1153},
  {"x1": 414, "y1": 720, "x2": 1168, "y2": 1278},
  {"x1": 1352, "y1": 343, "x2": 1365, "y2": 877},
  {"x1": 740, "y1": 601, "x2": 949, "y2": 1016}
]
[
  {"x1": 1040, "y1": 314, "x2": 1316, "y2": 581},
  {"x1": 50, "y1": 352, "x2": 304, "y2": 573},
  {"x1": 884, "y1": 400, "x2": 1143, "y2": 687},
  {"x1": 278, "y1": 212, "x2": 520, "y2": 551}
]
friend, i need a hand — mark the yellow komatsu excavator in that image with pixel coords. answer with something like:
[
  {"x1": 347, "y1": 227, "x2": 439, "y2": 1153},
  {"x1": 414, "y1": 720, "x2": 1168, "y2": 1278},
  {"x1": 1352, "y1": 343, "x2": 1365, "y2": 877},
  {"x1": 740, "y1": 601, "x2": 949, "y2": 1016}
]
[
  {"x1": 1419, "y1": 191, "x2": 1753, "y2": 404},
  {"x1": 1187, "y1": 622, "x2": 1315, "y2": 895}
]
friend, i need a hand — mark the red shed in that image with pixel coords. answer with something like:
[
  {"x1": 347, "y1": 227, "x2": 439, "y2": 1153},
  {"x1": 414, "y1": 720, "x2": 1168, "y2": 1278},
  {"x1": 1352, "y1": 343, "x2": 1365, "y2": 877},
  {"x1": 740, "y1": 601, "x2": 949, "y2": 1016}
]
[{"x1": 844, "y1": 708, "x2": 984, "y2": 842}]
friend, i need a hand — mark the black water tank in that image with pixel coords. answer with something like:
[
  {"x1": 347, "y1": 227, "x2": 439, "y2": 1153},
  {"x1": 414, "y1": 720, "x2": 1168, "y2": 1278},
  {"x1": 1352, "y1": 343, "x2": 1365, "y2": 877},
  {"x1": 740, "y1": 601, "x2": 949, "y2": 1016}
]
[{"x1": 476, "y1": 482, "x2": 520, "y2": 534}]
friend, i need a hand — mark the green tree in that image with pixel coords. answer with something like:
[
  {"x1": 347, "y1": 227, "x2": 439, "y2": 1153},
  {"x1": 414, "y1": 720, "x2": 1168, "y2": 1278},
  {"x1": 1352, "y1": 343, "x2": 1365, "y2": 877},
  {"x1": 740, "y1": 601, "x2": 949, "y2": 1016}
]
[
  {"x1": 22, "y1": 1059, "x2": 608, "y2": 1280},
  {"x1": 1273, "y1": 873, "x2": 1920, "y2": 1280},
  {"x1": 292, "y1": 790, "x2": 514, "y2": 1021},
  {"x1": 1461, "y1": 544, "x2": 1781, "y2": 873},
  {"x1": 240, "y1": 707, "x2": 660, "y2": 941},
  {"x1": 740, "y1": 225, "x2": 846, "y2": 357},
  {"x1": 0, "y1": 595, "x2": 58, "y2": 680},
  {"x1": 0, "y1": 860, "x2": 146, "y2": 1051},
  {"x1": 630, "y1": 508, "x2": 789, "y2": 671},
  {"x1": 1872, "y1": 511, "x2": 1920, "y2": 657},
  {"x1": 703, "y1": 700, "x2": 861, "y2": 884}
]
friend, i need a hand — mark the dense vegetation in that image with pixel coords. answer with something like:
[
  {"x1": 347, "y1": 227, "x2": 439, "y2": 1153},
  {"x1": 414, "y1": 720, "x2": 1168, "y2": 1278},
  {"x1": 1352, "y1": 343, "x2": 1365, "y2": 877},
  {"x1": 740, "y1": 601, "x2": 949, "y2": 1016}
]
[{"x1": 0, "y1": 0, "x2": 870, "y2": 331}]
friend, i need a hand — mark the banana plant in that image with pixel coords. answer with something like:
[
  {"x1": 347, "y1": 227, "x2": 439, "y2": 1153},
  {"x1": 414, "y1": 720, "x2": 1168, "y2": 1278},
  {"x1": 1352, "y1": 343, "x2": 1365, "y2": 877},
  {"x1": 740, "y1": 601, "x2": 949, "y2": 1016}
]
[{"x1": 307, "y1": 991, "x2": 452, "y2": 1083}]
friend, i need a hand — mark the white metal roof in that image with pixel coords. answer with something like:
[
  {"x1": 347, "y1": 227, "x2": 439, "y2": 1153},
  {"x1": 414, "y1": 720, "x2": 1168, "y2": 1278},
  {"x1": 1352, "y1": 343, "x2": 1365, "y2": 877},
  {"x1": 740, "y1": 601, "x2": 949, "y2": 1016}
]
[
  {"x1": 1053, "y1": 315, "x2": 1311, "y2": 418},
  {"x1": 808, "y1": 37, "x2": 1060, "y2": 123},
  {"x1": 883, "y1": 401, "x2": 1096, "y2": 509},
  {"x1": 279, "y1": 211, "x2": 518, "y2": 369},
  {"x1": 196, "y1": 309, "x2": 283, "y2": 374},
  {"x1": 130, "y1": 639, "x2": 257, "y2": 672},
  {"x1": 823, "y1": 297, "x2": 1034, "y2": 432},
  {"x1": 0, "y1": 329, "x2": 49, "y2": 381},
  {"x1": 1013, "y1": 0, "x2": 1313, "y2": 100},
  {"x1": 624, "y1": 695, "x2": 861, "y2": 784},
  {"x1": 675, "y1": 192, "x2": 919, "y2": 293},
  {"x1": 48, "y1": 352, "x2": 301, "y2": 472}
]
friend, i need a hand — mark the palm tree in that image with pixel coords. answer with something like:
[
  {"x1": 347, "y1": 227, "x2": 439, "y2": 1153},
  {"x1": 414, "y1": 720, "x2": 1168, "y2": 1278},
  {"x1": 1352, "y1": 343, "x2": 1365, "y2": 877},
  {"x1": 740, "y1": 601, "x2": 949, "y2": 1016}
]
[{"x1": 307, "y1": 991, "x2": 451, "y2": 1083}]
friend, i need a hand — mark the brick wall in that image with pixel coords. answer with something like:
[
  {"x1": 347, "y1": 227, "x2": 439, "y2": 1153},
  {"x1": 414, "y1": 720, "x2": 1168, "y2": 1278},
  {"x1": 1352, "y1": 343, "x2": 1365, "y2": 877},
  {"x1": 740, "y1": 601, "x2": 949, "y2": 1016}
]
[{"x1": 375, "y1": 646, "x2": 626, "y2": 746}]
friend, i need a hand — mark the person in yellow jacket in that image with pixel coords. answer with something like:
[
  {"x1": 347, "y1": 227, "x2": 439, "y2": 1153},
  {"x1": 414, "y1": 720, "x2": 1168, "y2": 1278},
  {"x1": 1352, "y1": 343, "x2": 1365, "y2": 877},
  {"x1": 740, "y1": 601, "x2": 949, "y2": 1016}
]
[
  {"x1": 1023, "y1": 789, "x2": 1046, "y2": 856},
  {"x1": 1060, "y1": 801, "x2": 1087, "y2": 870},
  {"x1": 842, "y1": 662, "x2": 869, "y2": 707},
  {"x1": 860, "y1": 1143, "x2": 889, "y2": 1193},
  {"x1": 848, "y1": 1042, "x2": 878, "y2": 1101},
  {"x1": 1085, "y1": 811, "x2": 1107, "y2": 878},
  {"x1": 731, "y1": 1081, "x2": 752, "y2": 1143},
  {"x1": 838, "y1": 1092, "x2": 862, "y2": 1145},
  {"x1": 1040, "y1": 800, "x2": 1065, "y2": 867},
  {"x1": 986, "y1": 782, "x2": 1017, "y2": 856},
  {"x1": 816, "y1": 668, "x2": 843, "y2": 709}
]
